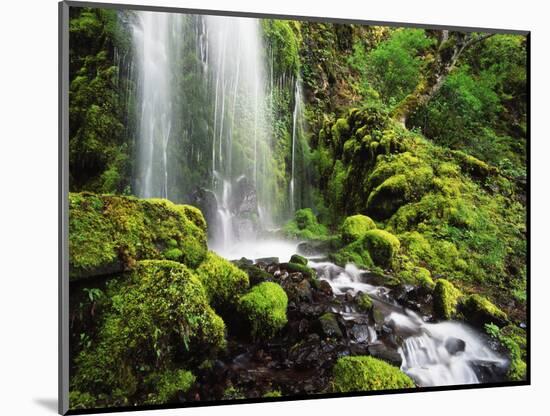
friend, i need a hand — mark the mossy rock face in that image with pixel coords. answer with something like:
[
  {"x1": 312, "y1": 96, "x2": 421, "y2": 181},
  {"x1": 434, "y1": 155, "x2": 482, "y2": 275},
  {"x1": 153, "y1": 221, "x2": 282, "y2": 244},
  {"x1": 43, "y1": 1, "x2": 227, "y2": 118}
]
[
  {"x1": 341, "y1": 214, "x2": 377, "y2": 243},
  {"x1": 238, "y1": 282, "x2": 288, "y2": 340},
  {"x1": 69, "y1": 193, "x2": 207, "y2": 280},
  {"x1": 329, "y1": 239, "x2": 374, "y2": 269},
  {"x1": 356, "y1": 293, "x2": 373, "y2": 312},
  {"x1": 144, "y1": 370, "x2": 196, "y2": 405},
  {"x1": 283, "y1": 208, "x2": 328, "y2": 240},
  {"x1": 362, "y1": 229, "x2": 400, "y2": 269},
  {"x1": 196, "y1": 251, "x2": 250, "y2": 311},
  {"x1": 318, "y1": 312, "x2": 344, "y2": 339},
  {"x1": 332, "y1": 356, "x2": 415, "y2": 392},
  {"x1": 433, "y1": 279, "x2": 462, "y2": 320},
  {"x1": 290, "y1": 254, "x2": 308, "y2": 266},
  {"x1": 459, "y1": 294, "x2": 508, "y2": 327},
  {"x1": 280, "y1": 262, "x2": 316, "y2": 280},
  {"x1": 232, "y1": 259, "x2": 273, "y2": 286},
  {"x1": 71, "y1": 260, "x2": 225, "y2": 403}
]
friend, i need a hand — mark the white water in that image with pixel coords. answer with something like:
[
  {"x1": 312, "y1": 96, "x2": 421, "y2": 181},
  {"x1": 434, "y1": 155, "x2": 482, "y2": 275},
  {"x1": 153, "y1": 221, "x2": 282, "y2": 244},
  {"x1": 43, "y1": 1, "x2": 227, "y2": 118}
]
[
  {"x1": 131, "y1": 11, "x2": 182, "y2": 198},
  {"x1": 214, "y1": 238, "x2": 298, "y2": 263},
  {"x1": 309, "y1": 260, "x2": 507, "y2": 387}
]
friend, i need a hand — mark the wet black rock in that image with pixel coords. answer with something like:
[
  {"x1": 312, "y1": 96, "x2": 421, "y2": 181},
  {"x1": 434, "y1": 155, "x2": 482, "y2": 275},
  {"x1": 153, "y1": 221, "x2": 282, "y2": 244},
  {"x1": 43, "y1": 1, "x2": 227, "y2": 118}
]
[
  {"x1": 367, "y1": 342, "x2": 403, "y2": 367},
  {"x1": 445, "y1": 337, "x2": 466, "y2": 355},
  {"x1": 317, "y1": 312, "x2": 344, "y2": 339},
  {"x1": 191, "y1": 187, "x2": 219, "y2": 238}
]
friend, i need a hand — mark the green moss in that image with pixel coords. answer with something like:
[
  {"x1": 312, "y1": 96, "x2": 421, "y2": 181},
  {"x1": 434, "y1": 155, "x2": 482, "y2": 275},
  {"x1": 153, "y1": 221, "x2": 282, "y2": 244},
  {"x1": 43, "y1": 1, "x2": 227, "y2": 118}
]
[
  {"x1": 332, "y1": 356, "x2": 415, "y2": 392},
  {"x1": 69, "y1": 193, "x2": 207, "y2": 280},
  {"x1": 330, "y1": 239, "x2": 374, "y2": 269},
  {"x1": 485, "y1": 323, "x2": 526, "y2": 381},
  {"x1": 222, "y1": 386, "x2": 245, "y2": 400},
  {"x1": 356, "y1": 293, "x2": 373, "y2": 312},
  {"x1": 433, "y1": 279, "x2": 462, "y2": 320},
  {"x1": 196, "y1": 251, "x2": 250, "y2": 310},
  {"x1": 145, "y1": 370, "x2": 196, "y2": 404},
  {"x1": 283, "y1": 208, "x2": 329, "y2": 240},
  {"x1": 263, "y1": 390, "x2": 282, "y2": 398},
  {"x1": 459, "y1": 294, "x2": 508, "y2": 327},
  {"x1": 71, "y1": 260, "x2": 225, "y2": 403},
  {"x1": 362, "y1": 229, "x2": 400, "y2": 269},
  {"x1": 69, "y1": 390, "x2": 98, "y2": 410},
  {"x1": 281, "y1": 261, "x2": 316, "y2": 279},
  {"x1": 399, "y1": 263, "x2": 434, "y2": 289},
  {"x1": 290, "y1": 254, "x2": 308, "y2": 266},
  {"x1": 341, "y1": 214, "x2": 377, "y2": 243},
  {"x1": 238, "y1": 282, "x2": 288, "y2": 340},
  {"x1": 232, "y1": 259, "x2": 273, "y2": 286}
]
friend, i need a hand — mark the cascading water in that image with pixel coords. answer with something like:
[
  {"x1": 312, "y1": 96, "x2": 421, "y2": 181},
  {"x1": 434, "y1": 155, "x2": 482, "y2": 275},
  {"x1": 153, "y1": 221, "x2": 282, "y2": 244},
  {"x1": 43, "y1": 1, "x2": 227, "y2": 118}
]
[
  {"x1": 289, "y1": 81, "x2": 304, "y2": 215},
  {"x1": 204, "y1": 15, "x2": 274, "y2": 252},
  {"x1": 309, "y1": 260, "x2": 508, "y2": 387},
  {"x1": 131, "y1": 11, "x2": 182, "y2": 198}
]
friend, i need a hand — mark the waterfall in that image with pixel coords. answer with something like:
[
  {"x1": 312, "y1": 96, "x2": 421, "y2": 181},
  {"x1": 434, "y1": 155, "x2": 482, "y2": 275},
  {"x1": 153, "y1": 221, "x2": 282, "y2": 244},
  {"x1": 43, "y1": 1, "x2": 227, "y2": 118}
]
[
  {"x1": 290, "y1": 80, "x2": 305, "y2": 215},
  {"x1": 131, "y1": 11, "x2": 182, "y2": 199}
]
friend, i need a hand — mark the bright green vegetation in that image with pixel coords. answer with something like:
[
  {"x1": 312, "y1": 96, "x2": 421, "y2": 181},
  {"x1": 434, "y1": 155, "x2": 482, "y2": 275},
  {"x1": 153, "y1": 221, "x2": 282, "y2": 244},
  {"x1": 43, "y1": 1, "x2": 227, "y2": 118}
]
[
  {"x1": 290, "y1": 253, "x2": 308, "y2": 266},
  {"x1": 332, "y1": 356, "x2": 415, "y2": 392},
  {"x1": 237, "y1": 282, "x2": 288, "y2": 340},
  {"x1": 69, "y1": 193, "x2": 207, "y2": 280},
  {"x1": 485, "y1": 323, "x2": 527, "y2": 381},
  {"x1": 356, "y1": 293, "x2": 373, "y2": 312},
  {"x1": 70, "y1": 260, "x2": 225, "y2": 408},
  {"x1": 263, "y1": 390, "x2": 283, "y2": 398},
  {"x1": 283, "y1": 208, "x2": 328, "y2": 240},
  {"x1": 145, "y1": 370, "x2": 196, "y2": 404},
  {"x1": 459, "y1": 294, "x2": 508, "y2": 327},
  {"x1": 330, "y1": 228, "x2": 400, "y2": 271},
  {"x1": 433, "y1": 279, "x2": 463, "y2": 320},
  {"x1": 340, "y1": 214, "x2": 377, "y2": 243},
  {"x1": 196, "y1": 251, "x2": 250, "y2": 311}
]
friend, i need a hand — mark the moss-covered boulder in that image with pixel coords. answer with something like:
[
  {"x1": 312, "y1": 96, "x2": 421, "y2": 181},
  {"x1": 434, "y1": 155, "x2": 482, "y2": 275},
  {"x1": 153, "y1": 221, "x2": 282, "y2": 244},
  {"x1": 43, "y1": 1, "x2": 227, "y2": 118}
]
[
  {"x1": 362, "y1": 229, "x2": 400, "y2": 268},
  {"x1": 238, "y1": 282, "x2": 288, "y2": 340},
  {"x1": 341, "y1": 214, "x2": 377, "y2": 243},
  {"x1": 196, "y1": 251, "x2": 249, "y2": 311},
  {"x1": 69, "y1": 193, "x2": 207, "y2": 280},
  {"x1": 71, "y1": 260, "x2": 225, "y2": 403},
  {"x1": 280, "y1": 262, "x2": 316, "y2": 280},
  {"x1": 332, "y1": 356, "x2": 415, "y2": 392},
  {"x1": 144, "y1": 370, "x2": 196, "y2": 405},
  {"x1": 290, "y1": 254, "x2": 308, "y2": 266},
  {"x1": 459, "y1": 294, "x2": 508, "y2": 327},
  {"x1": 356, "y1": 292, "x2": 374, "y2": 312},
  {"x1": 433, "y1": 279, "x2": 462, "y2": 320},
  {"x1": 283, "y1": 208, "x2": 328, "y2": 240},
  {"x1": 318, "y1": 312, "x2": 344, "y2": 339},
  {"x1": 232, "y1": 259, "x2": 273, "y2": 286},
  {"x1": 330, "y1": 239, "x2": 374, "y2": 269}
]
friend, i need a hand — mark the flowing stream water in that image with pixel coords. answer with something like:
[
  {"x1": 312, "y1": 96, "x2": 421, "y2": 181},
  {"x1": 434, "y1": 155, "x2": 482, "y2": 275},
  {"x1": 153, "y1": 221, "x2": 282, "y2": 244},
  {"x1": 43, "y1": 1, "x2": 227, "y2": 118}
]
[{"x1": 309, "y1": 260, "x2": 508, "y2": 387}]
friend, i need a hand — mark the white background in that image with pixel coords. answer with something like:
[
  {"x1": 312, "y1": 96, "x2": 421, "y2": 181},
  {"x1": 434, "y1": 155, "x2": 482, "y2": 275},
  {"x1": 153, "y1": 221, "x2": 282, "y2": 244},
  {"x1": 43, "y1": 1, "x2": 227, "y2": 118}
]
[{"x1": 0, "y1": 0, "x2": 546, "y2": 414}]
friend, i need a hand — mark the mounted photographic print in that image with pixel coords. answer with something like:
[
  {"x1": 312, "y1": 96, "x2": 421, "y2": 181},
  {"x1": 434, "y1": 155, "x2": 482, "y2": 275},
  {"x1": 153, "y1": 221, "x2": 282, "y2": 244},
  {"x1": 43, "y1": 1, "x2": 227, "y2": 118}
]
[{"x1": 59, "y1": 1, "x2": 530, "y2": 414}]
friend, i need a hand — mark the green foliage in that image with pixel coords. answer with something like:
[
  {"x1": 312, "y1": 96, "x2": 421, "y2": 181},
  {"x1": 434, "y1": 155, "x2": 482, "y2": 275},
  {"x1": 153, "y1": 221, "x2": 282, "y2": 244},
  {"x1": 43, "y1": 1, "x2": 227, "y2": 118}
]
[
  {"x1": 196, "y1": 251, "x2": 250, "y2": 310},
  {"x1": 69, "y1": 8, "x2": 132, "y2": 193},
  {"x1": 459, "y1": 294, "x2": 508, "y2": 327},
  {"x1": 329, "y1": 238, "x2": 374, "y2": 269},
  {"x1": 362, "y1": 229, "x2": 400, "y2": 269},
  {"x1": 263, "y1": 390, "x2": 282, "y2": 398},
  {"x1": 332, "y1": 356, "x2": 415, "y2": 392},
  {"x1": 262, "y1": 20, "x2": 301, "y2": 76},
  {"x1": 356, "y1": 293, "x2": 373, "y2": 312},
  {"x1": 485, "y1": 323, "x2": 527, "y2": 381},
  {"x1": 69, "y1": 193, "x2": 207, "y2": 280},
  {"x1": 71, "y1": 260, "x2": 225, "y2": 405},
  {"x1": 341, "y1": 214, "x2": 377, "y2": 243},
  {"x1": 290, "y1": 254, "x2": 308, "y2": 266},
  {"x1": 145, "y1": 370, "x2": 196, "y2": 404},
  {"x1": 433, "y1": 279, "x2": 462, "y2": 320},
  {"x1": 238, "y1": 282, "x2": 288, "y2": 340},
  {"x1": 283, "y1": 208, "x2": 329, "y2": 240},
  {"x1": 349, "y1": 29, "x2": 434, "y2": 107}
]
